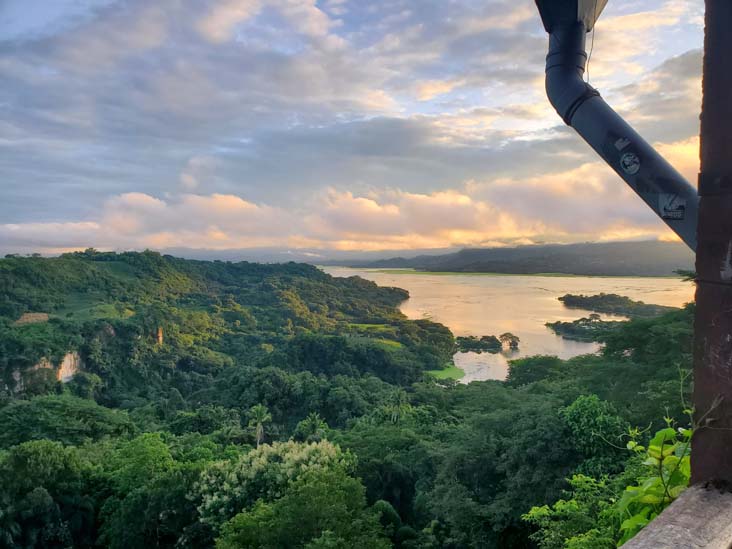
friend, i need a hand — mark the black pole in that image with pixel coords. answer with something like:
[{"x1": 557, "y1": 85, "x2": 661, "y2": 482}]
[
  {"x1": 543, "y1": 22, "x2": 699, "y2": 251},
  {"x1": 691, "y1": 0, "x2": 732, "y2": 486}
]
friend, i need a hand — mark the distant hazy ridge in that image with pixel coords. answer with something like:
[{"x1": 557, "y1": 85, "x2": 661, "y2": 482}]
[{"x1": 341, "y1": 241, "x2": 694, "y2": 277}]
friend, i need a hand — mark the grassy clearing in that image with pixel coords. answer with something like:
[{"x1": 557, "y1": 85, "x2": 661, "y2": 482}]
[
  {"x1": 347, "y1": 335, "x2": 404, "y2": 350},
  {"x1": 348, "y1": 323, "x2": 393, "y2": 332},
  {"x1": 427, "y1": 365, "x2": 465, "y2": 380},
  {"x1": 372, "y1": 338, "x2": 404, "y2": 349},
  {"x1": 99, "y1": 261, "x2": 139, "y2": 280},
  {"x1": 54, "y1": 293, "x2": 135, "y2": 322}
]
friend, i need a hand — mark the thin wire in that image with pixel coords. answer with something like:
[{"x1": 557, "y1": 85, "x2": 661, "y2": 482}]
[{"x1": 586, "y1": 0, "x2": 598, "y2": 84}]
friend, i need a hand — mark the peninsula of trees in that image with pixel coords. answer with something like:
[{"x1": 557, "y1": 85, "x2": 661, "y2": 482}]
[{"x1": 558, "y1": 293, "x2": 679, "y2": 318}]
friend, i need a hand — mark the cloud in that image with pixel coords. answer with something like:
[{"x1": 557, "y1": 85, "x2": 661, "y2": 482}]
[
  {"x1": 0, "y1": 222, "x2": 102, "y2": 252},
  {"x1": 611, "y1": 50, "x2": 702, "y2": 143},
  {"x1": 53, "y1": 2, "x2": 169, "y2": 69},
  {"x1": 655, "y1": 136, "x2": 699, "y2": 182},
  {"x1": 583, "y1": 0, "x2": 702, "y2": 87},
  {"x1": 601, "y1": 0, "x2": 690, "y2": 33},
  {"x1": 0, "y1": 154, "x2": 694, "y2": 254},
  {"x1": 0, "y1": 0, "x2": 116, "y2": 42},
  {"x1": 197, "y1": 0, "x2": 262, "y2": 42},
  {"x1": 0, "y1": 0, "x2": 704, "y2": 253},
  {"x1": 179, "y1": 156, "x2": 220, "y2": 190},
  {"x1": 1, "y1": 125, "x2": 699, "y2": 256},
  {"x1": 0, "y1": 192, "x2": 294, "y2": 253},
  {"x1": 415, "y1": 79, "x2": 466, "y2": 101},
  {"x1": 467, "y1": 133, "x2": 700, "y2": 241}
]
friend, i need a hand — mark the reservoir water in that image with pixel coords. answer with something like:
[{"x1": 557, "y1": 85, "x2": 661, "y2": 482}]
[{"x1": 322, "y1": 267, "x2": 696, "y2": 382}]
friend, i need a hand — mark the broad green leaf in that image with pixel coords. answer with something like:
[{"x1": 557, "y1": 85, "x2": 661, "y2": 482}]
[
  {"x1": 637, "y1": 494, "x2": 663, "y2": 504},
  {"x1": 620, "y1": 510, "x2": 650, "y2": 532},
  {"x1": 669, "y1": 484, "x2": 687, "y2": 498},
  {"x1": 649, "y1": 428, "x2": 677, "y2": 449},
  {"x1": 661, "y1": 443, "x2": 678, "y2": 458}
]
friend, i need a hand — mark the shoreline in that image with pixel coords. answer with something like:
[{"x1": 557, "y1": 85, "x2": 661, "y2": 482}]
[
  {"x1": 322, "y1": 266, "x2": 692, "y2": 383},
  {"x1": 321, "y1": 267, "x2": 684, "y2": 279}
]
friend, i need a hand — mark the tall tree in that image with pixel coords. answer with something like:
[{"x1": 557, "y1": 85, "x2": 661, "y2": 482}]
[
  {"x1": 386, "y1": 389, "x2": 412, "y2": 424},
  {"x1": 247, "y1": 404, "x2": 272, "y2": 448},
  {"x1": 499, "y1": 332, "x2": 520, "y2": 350},
  {"x1": 294, "y1": 412, "x2": 328, "y2": 443},
  {"x1": 215, "y1": 469, "x2": 389, "y2": 549}
]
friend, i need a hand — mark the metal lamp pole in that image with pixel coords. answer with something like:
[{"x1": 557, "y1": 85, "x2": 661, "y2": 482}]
[
  {"x1": 691, "y1": 0, "x2": 732, "y2": 486},
  {"x1": 534, "y1": 0, "x2": 732, "y2": 484}
]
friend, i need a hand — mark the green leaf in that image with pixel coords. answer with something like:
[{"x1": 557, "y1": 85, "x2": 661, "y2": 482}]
[
  {"x1": 661, "y1": 443, "x2": 678, "y2": 458},
  {"x1": 669, "y1": 484, "x2": 687, "y2": 498},
  {"x1": 679, "y1": 458, "x2": 691, "y2": 477},
  {"x1": 640, "y1": 477, "x2": 662, "y2": 491},
  {"x1": 649, "y1": 428, "x2": 677, "y2": 449},
  {"x1": 637, "y1": 494, "x2": 663, "y2": 505},
  {"x1": 620, "y1": 510, "x2": 650, "y2": 532}
]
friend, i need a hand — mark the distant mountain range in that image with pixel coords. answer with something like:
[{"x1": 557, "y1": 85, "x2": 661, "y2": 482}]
[
  {"x1": 159, "y1": 246, "x2": 455, "y2": 264},
  {"x1": 331, "y1": 241, "x2": 695, "y2": 277},
  {"x1": 28, "y1": 241, "x2": 691, "y2": 277}
]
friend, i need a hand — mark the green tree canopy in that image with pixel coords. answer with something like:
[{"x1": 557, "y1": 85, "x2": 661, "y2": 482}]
[
  {"x1": 196, "y1": 440, "x2": 354, "y2": 530},
  {"x1": 216, "y1": 469, "x2": 389, "y2": 549}
]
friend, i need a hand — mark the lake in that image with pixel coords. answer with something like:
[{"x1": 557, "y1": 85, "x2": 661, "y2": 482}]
[{"x1": 321, "y1": 267, "x2": 696, "y2": 382}]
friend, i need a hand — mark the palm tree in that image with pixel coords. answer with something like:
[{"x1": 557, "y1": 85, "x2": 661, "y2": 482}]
[
  {"x1": 387, "y1": 390, "x2": 412, "y2": 424},
  {"x1": 247, "y1": 404, "x2": 272, "y2": 448},
  {"x1": 296, "y1": 412, "x2": 328, "y2": 442},
  {"x1": 499, "y1": 332, "x2": 520, "y2": 350}
]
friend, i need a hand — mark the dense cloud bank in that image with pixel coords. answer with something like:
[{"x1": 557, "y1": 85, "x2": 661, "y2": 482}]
[{"x1": 0, "y1": 0, "x2": 703, "y2": 253}]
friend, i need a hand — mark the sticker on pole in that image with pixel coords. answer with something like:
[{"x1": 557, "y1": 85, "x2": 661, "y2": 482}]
[
  {"x1": 620, "y1": 152, "x2": 641, "y2": 175},
  {"x1": 659, "y1": 194, "x2": 686, "y2": 220},
  {"x1": 614, "y1": 137, "x2": 631, "y2": 151}
]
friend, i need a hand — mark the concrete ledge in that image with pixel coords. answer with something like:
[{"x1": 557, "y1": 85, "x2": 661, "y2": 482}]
[{"x1": 624, "y1": 485, "x2": 732, "y2": 548}]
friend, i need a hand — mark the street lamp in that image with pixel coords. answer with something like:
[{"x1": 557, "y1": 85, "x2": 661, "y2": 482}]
[
  {"x1": 535, "y1": 0, "x2": 732, "y2": 493},
  {"x1": 535, "y1": 0, "x2": 698, "y2": 251}
]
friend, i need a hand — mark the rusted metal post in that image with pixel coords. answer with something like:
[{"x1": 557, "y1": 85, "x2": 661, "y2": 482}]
[{"x1": 691, "y1": 0, "x2": 732, "y2": 485}]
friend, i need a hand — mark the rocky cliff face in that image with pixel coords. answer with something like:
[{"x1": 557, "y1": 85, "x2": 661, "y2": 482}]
[
  {"x1": 7, "y1": 351, "x2": 82, "y2": 392},
  {"x1": 56, "y1": 352, "x2": 81, "y2": 382}
]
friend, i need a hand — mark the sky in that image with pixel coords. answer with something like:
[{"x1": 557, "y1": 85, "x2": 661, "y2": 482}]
[{"x1": 0, "y1": 0, "x2": 704, "y2": 255}]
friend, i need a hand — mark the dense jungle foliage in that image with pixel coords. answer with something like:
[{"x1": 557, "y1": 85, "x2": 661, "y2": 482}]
[{"x1": 0, "y1": 251, "x2": 695, "y2": 548}]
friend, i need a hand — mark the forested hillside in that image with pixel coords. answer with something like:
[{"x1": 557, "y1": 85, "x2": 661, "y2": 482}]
[{"x1": 0, "y1": 251, "x2": 694, "y2": 548}]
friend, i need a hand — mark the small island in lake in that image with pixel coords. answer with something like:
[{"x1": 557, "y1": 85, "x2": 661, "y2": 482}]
[
  {"x1": 455, "y1": 335, "x2": 502, "y2": 353},
  {"x1": 558, "y1": 293, "x2": 678, "y2": 318},
  {"x1": 549, "y1": 293, "x2": 677, "y2": 341},
  {"x1": 455, "y1": 332, "x2": 520, "y2": 352},
  {"x1": 546, "y1": 314, "x2": 623, "y2": 342}
]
